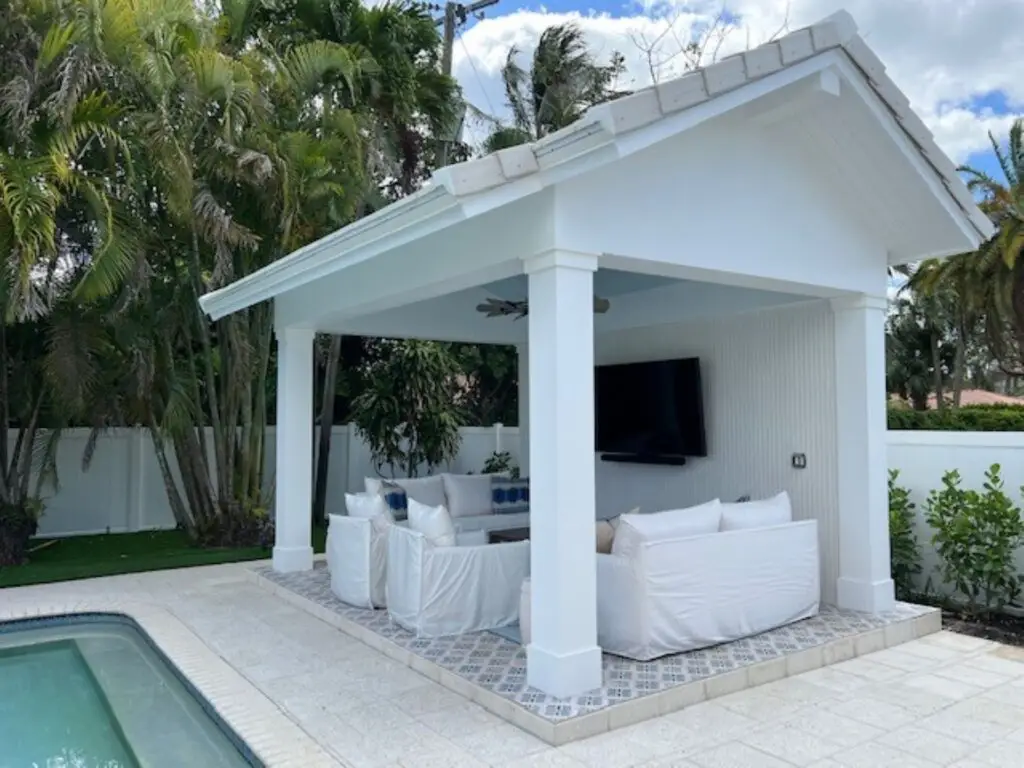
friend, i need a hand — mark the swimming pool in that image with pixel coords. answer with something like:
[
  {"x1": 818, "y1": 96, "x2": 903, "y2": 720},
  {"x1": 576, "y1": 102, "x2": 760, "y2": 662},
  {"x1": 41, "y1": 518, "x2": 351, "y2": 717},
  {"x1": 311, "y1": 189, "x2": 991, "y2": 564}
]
[{"x1": 0, "y1": 613, "x2": 261, "y2": 768}]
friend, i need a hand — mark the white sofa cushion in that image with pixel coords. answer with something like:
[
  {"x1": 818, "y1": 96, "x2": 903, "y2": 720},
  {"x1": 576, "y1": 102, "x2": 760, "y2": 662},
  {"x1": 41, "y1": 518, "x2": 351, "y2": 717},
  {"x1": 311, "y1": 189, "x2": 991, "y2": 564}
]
[
  {"x1": 442, "y1": 473, "x2": 497, "y2": 518},
  {"x1": 596, "y1": 521, "x2": 615, "y2": 554},
  {"x1": 612, "y1": 499, "x2": 722, "y2": 560},
  {"x1": 407, "y1": 498, "x2": 457, "y2": 547},
  {"x1": 365, "y1": 475, "x2": 448, "y2": 509},
  {"x1": 720, "y1": 491, "x2": 792, "y2": 531}
]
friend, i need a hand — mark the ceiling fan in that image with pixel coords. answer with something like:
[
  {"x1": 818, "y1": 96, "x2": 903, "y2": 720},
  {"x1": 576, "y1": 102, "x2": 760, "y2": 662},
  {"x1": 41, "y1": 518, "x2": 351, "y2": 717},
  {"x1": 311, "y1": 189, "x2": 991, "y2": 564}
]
[{"x1": 475, "y1": 296, "x2": 611, "y2": 320}]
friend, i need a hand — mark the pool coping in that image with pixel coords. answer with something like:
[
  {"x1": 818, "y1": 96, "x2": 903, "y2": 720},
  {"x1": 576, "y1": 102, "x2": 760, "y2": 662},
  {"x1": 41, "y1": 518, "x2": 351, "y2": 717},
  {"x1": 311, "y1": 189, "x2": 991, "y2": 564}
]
[{"x1": 0, "y1": 594, "x2": 339, "y2": 768}]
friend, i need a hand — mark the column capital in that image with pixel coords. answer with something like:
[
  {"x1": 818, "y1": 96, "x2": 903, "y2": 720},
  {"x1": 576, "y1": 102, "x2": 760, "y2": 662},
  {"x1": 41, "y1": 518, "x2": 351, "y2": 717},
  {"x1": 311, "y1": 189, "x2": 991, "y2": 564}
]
[
  {"x1": 829, "y1": 294, "x2": 888, "y2": 314},
  {"x1": 274, "y1": 325, "x2": 316, "y2": 341},
  {"x1": 522, "y1": 250, "x2": 599, "y2": 275}
]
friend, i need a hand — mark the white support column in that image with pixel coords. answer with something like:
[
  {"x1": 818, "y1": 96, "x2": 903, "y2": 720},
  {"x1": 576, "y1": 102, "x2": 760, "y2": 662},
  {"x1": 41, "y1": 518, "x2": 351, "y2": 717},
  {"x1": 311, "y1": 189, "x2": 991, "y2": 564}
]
[
  {"x1": 526, "y1": 250, "x2": 602, "y2": 698},
  {"x1": 517, "y1": 343, "x2": 530, "y2": 477},
  {"x1": 832, "y1": 295, "x2": 895, "y2": 613},
  {"x1": 273, "y1": 325, "x2": 315, "y2": 573}
]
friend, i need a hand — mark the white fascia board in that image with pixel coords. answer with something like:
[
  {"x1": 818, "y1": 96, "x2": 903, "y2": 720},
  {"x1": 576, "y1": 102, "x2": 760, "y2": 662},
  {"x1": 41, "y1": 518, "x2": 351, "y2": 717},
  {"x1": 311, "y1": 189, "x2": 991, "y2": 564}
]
[{"x1": 199, "y1": 185, "x2": 460, "y2": 320}]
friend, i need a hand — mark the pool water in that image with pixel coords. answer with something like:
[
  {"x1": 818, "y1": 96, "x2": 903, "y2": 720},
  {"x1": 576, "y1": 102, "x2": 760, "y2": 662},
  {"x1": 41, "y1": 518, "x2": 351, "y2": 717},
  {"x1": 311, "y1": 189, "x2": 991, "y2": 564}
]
[{"x1": 0, "y1": 615, "x2": 258, "y2": 768}]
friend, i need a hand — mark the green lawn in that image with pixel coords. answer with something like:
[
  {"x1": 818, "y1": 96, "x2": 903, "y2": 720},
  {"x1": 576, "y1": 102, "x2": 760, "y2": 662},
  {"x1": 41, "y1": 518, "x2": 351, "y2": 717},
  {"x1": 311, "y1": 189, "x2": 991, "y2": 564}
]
[{"x1": 0, "y1": 528, "x2": 327, "y2": 589}]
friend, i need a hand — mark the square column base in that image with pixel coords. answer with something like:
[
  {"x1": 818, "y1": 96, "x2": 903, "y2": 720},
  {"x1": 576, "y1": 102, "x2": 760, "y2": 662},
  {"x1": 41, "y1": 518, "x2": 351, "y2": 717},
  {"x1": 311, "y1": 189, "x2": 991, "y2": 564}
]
[
  {"x1": 273, "y1": 545, "x2": 314, "y2": 573},
  {"x1": 527, "y1": 643, "x2": 602, "y2": 698},
  {"x1": 837, "y1": 576, "x2": 896, "y2": 613}
]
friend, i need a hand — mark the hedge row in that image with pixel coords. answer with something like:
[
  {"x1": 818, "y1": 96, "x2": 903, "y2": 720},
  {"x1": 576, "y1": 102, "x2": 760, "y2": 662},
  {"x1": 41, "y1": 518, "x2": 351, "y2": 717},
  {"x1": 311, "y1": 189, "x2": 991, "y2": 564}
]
[{"x1": 888, "y1": 404, "x2": 1024, "y2": 432}]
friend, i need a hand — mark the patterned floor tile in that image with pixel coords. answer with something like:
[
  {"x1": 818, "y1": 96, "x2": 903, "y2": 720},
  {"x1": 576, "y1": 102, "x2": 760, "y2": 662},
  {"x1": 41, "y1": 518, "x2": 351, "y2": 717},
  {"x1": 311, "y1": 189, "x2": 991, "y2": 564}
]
[{"x1": 257, "y1": 563, "x2": 932, "y2": 723}]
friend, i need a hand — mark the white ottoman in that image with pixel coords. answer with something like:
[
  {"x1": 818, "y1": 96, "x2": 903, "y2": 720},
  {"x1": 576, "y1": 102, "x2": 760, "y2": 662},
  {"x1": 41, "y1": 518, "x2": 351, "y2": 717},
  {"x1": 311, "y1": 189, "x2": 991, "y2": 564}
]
[{"x1": 519, "y1": 578, "x2": 531, "y2": 645}]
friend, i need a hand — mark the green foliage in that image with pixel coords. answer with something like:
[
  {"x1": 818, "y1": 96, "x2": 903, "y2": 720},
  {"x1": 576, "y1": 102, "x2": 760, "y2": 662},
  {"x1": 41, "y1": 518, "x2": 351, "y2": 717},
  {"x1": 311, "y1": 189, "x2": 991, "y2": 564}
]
[
  {"x1": 885, "y1": 295, "x2": 954, "y2": 410},
  {"x1": 887, "y1": 470, "x2": 921, "y2": 600},
  {"x1": 0, "y1": 0, "x2": 457, "y2": 549},
  {"x1": 482, "y1": 451, "x2": 520, "y2": 479},
  {"x1": 480, "y1": 22, "x2": 625, "y2": 151},
  {"x1": 351, "y1": 341, "x2": 464, "y2": 478},
  {"x1": 450, "y1": 343, "x2": 519, "y2": 426},
  {"x1": 924, "y1": 464, "x2": 1024, "y2": 617},
  {"x1": 888, "y1": 404, "x2": 1024, "y2": 431}
]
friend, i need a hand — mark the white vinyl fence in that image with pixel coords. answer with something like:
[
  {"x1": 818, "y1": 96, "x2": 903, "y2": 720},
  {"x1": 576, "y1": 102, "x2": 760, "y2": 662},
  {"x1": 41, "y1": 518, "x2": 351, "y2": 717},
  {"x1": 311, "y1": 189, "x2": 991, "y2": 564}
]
[
  {"x1": 34, "y1": 426, "x2": 1024, "y2": 567},
  {"x1": 34, "y1": 425, "x2": 521, "y2": 537},
  {"x1": 887, "y1": 430, "x2": 1024, "y2": 592}
]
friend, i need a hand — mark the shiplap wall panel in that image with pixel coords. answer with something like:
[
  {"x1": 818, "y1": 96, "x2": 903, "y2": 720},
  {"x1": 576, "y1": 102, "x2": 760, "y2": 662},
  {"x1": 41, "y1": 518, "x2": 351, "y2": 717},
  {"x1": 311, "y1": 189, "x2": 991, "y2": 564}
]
[{"x1": 594, "y1": 299, "x2": 841, "y2": 603}]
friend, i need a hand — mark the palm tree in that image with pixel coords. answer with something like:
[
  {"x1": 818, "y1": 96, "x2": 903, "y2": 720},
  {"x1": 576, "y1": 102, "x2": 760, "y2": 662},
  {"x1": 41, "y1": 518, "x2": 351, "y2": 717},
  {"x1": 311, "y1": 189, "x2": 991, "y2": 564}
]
[
  {"x1": 0, "y1": 0, "x2": 143, "y2": 561},
  {"x1": 954, "y1": 120, "x2": 1024, "y2": 372},
  {"x1": 231, "y1": 0, "x2": 460, "y2": 523},
  {"x1": 909, "y1": 256, "x2": 990, "y2": 407},
  {"x1": 481, "y1": 22, "x2": 626, "y2": 153}
]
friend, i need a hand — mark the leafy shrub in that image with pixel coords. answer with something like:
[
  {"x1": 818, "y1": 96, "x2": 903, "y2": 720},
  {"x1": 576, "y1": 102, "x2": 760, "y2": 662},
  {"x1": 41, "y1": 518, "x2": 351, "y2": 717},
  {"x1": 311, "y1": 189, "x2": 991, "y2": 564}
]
[
  {"x1": 888, "y1": 469, "x2": 921, "y2": 600},
  {"x1": 924, "y1": 464, "x2": 1024, "y2": 616},
  {"x1": 482, "y1": 451, "x2": 520, "y2": 479},
  {"x1": 193, "y1": 500, "x2": 273, "y2": 548},
  {"x1": 351, "y1": 341, "x2": 463, "y2": 477},
  {"x1": 888, "y1": 405, "x2": 1024, "y2": 432}
]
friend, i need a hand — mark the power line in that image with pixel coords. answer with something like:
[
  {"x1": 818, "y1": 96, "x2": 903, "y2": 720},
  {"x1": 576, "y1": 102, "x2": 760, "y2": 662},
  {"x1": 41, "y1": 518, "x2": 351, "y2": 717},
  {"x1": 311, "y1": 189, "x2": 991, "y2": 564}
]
[
  {"x1": 434, "y1": 0, "x2": 500, "y2": 166},
  {"x1": 459, "y1": 32, "x2": 496, "y2": 120}
]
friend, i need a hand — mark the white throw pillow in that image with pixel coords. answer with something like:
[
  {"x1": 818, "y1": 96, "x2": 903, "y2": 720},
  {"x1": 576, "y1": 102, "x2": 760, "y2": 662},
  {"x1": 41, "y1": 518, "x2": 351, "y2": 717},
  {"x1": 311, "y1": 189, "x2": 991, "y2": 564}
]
[
  {"x1": 346, "y1": 492, "x2": 388, "y2": 520},
  {"x1": 720, "y1": 491, "x2": 792, "y2": 531},
  {"x1": 595, "y1": 521, "x2": 615, "y2": 554},
  {"x1": 407, "y1": 498, "x2": 457, "y2": 547},
  {"x1": 442, "y1": 473, "x2": 499, "y2": 518},
  {"x1": 612, "y1": 499, "x2": 722, "y2": 560},
  {"x1": 365, "y1": 475, "x2": 447, "y2": 509},
  {"x1": 596, "y1": 508, "x2": 637, "y2": 553}
]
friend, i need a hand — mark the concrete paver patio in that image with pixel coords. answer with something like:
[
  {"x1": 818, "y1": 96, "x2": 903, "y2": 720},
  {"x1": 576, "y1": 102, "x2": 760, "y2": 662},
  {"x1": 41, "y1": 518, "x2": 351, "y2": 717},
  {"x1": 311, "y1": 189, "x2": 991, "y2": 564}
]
[{"x1": 3, "y1": 562, "x2": 1023, "y2": 767}]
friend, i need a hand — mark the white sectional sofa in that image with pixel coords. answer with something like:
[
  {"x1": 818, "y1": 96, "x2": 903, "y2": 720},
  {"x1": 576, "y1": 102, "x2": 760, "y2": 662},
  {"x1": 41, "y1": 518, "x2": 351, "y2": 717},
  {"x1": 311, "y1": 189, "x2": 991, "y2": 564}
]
[{"x1": 596, "y1": 495, "x2": 820, "y2": 660}]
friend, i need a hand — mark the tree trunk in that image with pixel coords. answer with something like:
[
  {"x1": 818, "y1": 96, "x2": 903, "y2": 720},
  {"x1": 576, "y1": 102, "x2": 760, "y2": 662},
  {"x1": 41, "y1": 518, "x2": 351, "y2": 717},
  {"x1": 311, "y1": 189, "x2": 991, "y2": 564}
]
[
  {"x1": 313, "y1": 334, "x2": 341, "y2": 526},
  {"x1": 930, "y1": 330, "x2": 944, "y2": 410},
  {"x1": 952, "y1": 315, "x2": 967, "y2": 408},
  {"x1": 1013, "y1": 257, "x2": 1024, "y2": 379}
]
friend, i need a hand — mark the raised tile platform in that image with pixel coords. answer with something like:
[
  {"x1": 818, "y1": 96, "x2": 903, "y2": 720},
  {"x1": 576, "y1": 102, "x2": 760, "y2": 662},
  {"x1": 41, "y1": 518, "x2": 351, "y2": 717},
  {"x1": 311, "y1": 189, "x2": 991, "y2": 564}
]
[{"x1": 253, "y1": 563, "x2": 940, "y2": 745}]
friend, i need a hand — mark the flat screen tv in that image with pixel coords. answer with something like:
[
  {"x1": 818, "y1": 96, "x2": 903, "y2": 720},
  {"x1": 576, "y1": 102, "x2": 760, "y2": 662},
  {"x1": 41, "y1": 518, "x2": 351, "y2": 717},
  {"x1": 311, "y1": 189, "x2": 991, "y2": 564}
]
[{"x1": 595, "y1": 358, "x2": 707, "y2": 459}]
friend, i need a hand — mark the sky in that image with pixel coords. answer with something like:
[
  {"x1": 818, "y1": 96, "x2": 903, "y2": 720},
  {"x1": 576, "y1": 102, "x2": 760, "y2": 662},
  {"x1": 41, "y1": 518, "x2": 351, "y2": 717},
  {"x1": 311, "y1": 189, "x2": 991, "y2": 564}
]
[{"x1": 450, "y1": 0, "x2": 1024, "y2": 180}]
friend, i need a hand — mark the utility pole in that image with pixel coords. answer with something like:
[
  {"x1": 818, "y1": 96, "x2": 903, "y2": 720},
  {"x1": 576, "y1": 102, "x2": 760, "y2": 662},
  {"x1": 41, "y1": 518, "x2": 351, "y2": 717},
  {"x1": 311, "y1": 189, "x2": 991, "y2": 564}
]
[{"x1": 434, "y1": 0, "x2": 499, "y2": 166}]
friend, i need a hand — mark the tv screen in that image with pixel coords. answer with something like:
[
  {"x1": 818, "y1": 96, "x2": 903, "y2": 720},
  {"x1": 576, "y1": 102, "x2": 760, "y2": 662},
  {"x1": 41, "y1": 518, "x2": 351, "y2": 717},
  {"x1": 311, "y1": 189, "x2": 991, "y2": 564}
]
[{"x1": 595, "y1": 358, "x2": 707, "y2": 458}]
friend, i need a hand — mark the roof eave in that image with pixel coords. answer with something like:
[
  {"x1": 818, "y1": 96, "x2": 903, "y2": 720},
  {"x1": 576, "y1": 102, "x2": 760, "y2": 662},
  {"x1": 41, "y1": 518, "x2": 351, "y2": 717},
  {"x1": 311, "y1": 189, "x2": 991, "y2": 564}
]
[{"x1": 199, "y1": 184, "x2": 460, "y2": 321}]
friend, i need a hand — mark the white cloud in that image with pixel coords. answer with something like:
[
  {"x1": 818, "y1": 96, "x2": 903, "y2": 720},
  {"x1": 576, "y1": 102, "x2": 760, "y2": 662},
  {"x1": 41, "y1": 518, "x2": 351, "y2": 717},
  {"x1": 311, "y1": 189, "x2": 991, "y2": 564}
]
[{"x1": 453, "y1": 0, "x2": 1024, "y2": 162}]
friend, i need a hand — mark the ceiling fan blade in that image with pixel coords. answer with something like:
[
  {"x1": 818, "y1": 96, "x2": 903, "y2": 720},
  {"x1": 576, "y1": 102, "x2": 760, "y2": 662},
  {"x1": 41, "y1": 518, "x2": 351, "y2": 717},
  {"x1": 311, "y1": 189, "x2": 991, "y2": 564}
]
[{"x1": 478, "y1": 296, "x2": 608, "y2": 317}]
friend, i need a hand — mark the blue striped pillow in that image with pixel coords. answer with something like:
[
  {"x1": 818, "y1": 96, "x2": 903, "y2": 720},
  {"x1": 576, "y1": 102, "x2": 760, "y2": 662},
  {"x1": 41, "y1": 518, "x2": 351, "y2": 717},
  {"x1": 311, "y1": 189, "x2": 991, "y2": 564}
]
[
  {"x1": 491, "y1": 477, "x2": 529, "y2": 514},
  {"x1": 380, "y1": 481, "x2": 408, "y2": 521}
]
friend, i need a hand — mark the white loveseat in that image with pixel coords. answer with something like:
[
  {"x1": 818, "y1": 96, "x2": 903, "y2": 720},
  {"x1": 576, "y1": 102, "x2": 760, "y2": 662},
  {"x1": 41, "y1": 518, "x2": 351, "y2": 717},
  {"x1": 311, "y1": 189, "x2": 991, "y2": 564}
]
[
  {"x1": 386, "y1": 524, "x2": 530, "y2": 636},
  {"x1": 327, "y1": 514, "x2": 487, "y2": 610},
  {"x1": 326, "y1": 472, "x2": 528, "y2": 610},
  {"x1": 597, "y1": 496, "x2": 820, "y2": 660}
]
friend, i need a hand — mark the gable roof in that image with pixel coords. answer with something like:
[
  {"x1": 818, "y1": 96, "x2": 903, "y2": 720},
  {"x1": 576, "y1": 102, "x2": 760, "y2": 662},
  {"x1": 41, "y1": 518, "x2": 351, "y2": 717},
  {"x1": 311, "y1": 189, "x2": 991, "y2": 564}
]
[{"x1": 200, "y1": 10, "x2": 993, "y2": 321}]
